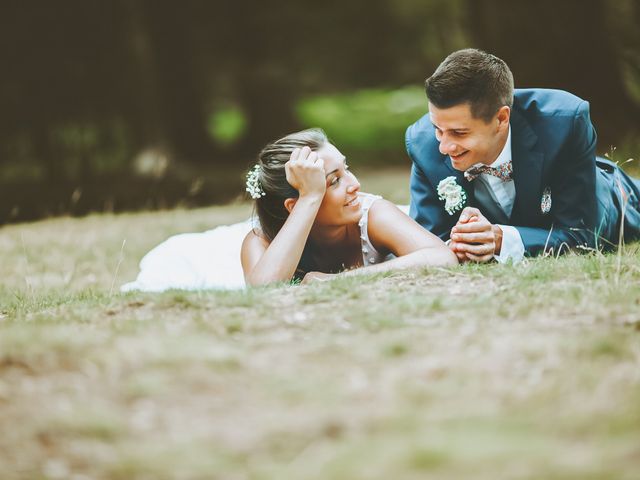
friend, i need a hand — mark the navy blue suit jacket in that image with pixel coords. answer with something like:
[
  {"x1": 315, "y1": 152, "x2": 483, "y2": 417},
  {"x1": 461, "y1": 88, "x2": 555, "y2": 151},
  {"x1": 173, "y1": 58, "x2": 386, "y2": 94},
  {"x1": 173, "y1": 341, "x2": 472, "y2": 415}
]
[{"x1": 406, "y1": 88, "x2": 610, "y2": 256}]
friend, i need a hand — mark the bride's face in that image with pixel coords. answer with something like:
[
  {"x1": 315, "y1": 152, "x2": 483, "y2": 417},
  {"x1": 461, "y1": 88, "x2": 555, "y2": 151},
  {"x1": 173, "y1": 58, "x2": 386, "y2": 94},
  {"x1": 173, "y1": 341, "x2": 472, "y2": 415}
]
[
  {"x1": 313, "y1": 143, "x2": 362, "y2": 226},
  {"x1": 429, "y1": 102, "x2": 510, "y2": 171}
]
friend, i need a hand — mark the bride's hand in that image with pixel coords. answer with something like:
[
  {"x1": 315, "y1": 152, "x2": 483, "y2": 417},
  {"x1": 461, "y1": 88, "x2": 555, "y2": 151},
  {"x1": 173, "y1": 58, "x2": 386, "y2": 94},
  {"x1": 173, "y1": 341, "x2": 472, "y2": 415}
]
[
  {"x1": 301, "y1": 271, "x2": 335, "y2": 284},
  {"x1": 285, "y1": 146, "x2": 326, "y2": 199}
]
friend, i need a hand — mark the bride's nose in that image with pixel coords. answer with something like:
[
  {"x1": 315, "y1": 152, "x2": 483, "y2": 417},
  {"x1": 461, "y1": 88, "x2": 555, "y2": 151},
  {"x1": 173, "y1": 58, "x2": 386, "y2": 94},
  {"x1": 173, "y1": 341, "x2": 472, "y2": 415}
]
[{"x1": 347, "y1": 177, "x2": 360, "y2": 193}]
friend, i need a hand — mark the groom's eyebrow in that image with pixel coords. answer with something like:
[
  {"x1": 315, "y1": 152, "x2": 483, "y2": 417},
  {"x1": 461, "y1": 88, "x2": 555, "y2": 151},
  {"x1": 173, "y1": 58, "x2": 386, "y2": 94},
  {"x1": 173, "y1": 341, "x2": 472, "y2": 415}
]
[{"x1": 431, "y1": 122, "x2": 469, "y2": 133}]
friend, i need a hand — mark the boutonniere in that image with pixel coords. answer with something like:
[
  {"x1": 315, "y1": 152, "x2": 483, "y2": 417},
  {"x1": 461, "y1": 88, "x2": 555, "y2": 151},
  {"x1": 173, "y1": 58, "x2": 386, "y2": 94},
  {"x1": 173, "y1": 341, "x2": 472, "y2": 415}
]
[
  {"x1": 437, "y1": 176, "x2": 467, "y2": 215},
  {"x1": 540, "y1": 187, "x2": 552, "y2": 214}
]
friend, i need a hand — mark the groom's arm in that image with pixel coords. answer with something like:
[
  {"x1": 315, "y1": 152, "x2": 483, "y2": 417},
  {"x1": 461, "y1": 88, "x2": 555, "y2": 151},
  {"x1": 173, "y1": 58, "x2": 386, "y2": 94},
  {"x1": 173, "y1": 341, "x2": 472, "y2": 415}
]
[
  {"x1": 514, "y1": 101, "x2": 598, "y2": 256},
  {"x1": 452, "y1": 101, "x2": 599, "y2": 261}
]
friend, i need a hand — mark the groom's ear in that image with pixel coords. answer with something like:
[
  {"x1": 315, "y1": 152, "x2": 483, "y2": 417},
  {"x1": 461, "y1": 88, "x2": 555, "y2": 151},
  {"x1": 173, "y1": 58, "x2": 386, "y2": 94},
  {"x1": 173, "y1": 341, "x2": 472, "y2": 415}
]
[
  {"x1": 496, "y1": 106, "x2": 511, "y2": 130},
  {"x1": 284, "y1": 197, "x2": 298, "y2": 214}
]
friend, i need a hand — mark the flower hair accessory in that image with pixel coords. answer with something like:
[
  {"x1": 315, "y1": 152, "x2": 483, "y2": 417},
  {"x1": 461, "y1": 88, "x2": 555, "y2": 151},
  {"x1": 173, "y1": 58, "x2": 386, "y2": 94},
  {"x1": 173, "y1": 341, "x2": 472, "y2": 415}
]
[
  {"x1": 437, "y1": 176, "x2": 467, "y2": 215},
  {"x1": 246, "y1": 164, "x2": 266, "y2": 199}
]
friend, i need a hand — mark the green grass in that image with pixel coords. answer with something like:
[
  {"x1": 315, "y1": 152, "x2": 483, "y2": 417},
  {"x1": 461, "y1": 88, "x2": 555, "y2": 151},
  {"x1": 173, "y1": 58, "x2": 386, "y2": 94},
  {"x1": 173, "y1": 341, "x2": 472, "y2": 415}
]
[{"x1": 1, "y1": 168, "x2": 640, "y2": 479}]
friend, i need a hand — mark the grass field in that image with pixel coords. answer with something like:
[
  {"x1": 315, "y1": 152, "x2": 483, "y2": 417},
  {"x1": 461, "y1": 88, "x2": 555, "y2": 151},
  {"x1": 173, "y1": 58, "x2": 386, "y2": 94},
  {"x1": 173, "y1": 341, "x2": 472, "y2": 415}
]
[{"x1": 1, "y1": 168, "x2": 640, "y2": 480}]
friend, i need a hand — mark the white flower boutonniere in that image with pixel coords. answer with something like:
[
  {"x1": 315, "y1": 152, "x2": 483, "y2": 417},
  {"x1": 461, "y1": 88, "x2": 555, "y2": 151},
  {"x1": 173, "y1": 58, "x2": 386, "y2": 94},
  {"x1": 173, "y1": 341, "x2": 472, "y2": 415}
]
[{"x1": 437, "y1": 176, "x2": 467, "y2": 215}]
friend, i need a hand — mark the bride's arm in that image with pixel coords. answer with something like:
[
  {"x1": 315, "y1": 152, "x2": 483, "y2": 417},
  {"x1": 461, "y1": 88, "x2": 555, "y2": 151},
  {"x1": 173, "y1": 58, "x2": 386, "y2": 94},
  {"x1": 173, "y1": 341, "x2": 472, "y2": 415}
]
[
  {"x1": 348, "y1": 199, "x2": 458, "y2": 274},
  {"x1": 241, "y1": 195, "x2": 322, "y2": 286},
  {"x1": 241, "y1": 147, "x2": 326, "y2": 286}
]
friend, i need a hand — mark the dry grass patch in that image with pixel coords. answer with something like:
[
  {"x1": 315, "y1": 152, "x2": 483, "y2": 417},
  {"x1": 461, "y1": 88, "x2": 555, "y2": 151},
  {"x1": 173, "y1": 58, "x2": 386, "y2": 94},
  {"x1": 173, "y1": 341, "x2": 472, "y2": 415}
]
[{"x1": 1, "y1": 187, "x2": 640, "y2": 479}]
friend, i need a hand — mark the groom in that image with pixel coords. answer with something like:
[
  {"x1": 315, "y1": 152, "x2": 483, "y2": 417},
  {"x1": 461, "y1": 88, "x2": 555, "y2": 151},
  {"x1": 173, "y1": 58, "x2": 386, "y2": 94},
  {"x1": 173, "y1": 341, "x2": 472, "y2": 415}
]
[{"x1": 406, "y1": 48, "x2": 640, "y2": 263}]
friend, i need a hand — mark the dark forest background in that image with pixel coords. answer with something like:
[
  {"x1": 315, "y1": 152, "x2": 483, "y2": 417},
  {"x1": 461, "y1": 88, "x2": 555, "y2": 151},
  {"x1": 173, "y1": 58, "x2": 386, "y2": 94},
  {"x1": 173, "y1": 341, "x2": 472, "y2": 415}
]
[{"x1": 1, "y1": 0, "x2": 639, "y2": 224}]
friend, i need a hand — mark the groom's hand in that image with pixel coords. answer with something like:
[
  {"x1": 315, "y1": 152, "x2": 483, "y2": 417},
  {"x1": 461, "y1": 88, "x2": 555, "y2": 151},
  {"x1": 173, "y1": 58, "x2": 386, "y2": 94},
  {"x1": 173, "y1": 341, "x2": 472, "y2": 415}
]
[{"x1": 449, "y1": 207, "x2": 503, "y2": 263}]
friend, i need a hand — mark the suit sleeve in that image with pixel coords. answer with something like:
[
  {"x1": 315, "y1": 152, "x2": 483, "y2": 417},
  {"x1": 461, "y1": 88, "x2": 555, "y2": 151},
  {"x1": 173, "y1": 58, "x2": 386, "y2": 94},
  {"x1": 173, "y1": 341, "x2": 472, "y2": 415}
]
[
  {"x1": 406, "y1": 128, "x2": 453, "y2": 241},
  {"x1": 515, "y1": 101, "x2": 598, "y2": 256}
]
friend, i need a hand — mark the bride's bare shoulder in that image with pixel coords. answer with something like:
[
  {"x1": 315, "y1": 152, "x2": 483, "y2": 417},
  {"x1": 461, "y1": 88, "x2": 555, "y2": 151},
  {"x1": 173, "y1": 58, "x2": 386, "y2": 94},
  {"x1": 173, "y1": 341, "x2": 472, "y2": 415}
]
[
  {"x1": 368, "y1": 198, "x2": 406, "y2": 221},
  {"x1": 242, "y1": 227, "x2": 269, "y2": 248},
  {"x1": 240, "y1": 227, "x2": 271, "y2": 275}
]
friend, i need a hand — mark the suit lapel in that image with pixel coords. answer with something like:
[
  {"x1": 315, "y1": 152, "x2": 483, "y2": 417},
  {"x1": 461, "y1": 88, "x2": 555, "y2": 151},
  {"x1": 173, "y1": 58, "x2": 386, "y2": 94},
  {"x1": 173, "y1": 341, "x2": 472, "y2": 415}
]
[
  {"x1": 473, "y1": 179, "x2": 510, "y2": 224},
  {"x1": 510, "y1": 109, "x2": 544, "y2": 222}
]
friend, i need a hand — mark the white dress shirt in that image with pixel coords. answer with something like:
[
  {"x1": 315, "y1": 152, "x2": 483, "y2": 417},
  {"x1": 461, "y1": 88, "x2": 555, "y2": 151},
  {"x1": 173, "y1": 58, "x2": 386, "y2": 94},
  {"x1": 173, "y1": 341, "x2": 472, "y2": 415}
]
[{"x1": 472, "y1": 127, "x2": 525, "y2": 263}]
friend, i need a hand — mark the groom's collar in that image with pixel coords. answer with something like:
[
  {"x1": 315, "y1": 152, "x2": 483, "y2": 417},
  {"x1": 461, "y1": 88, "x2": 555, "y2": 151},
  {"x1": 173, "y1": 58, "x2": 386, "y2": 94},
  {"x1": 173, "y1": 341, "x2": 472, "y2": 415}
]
[{"x1": 491, "y1": 126, "x2": 512, "y2": 168}]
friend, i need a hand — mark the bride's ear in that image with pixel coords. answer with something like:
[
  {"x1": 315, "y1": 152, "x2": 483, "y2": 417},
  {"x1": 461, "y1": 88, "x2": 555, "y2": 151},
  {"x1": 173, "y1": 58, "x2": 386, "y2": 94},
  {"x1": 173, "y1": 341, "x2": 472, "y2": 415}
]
[{"x1": 283, "y1": 197, "x2": 297, "y2": 213}]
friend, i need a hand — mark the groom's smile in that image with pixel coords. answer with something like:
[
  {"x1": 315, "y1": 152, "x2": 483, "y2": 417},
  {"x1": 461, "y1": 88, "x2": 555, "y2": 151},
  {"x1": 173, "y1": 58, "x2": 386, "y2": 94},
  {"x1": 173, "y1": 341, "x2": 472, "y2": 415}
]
[{"x1": 449, "y1": 150, "x2": 470, "y2": 165}]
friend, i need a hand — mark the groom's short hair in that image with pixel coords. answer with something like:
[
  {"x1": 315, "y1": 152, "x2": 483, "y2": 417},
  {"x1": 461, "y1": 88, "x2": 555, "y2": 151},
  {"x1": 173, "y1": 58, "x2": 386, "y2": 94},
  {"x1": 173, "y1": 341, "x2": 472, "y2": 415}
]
[{"x1": 425, "y1": 49, "x2": 514, "y2": 122}]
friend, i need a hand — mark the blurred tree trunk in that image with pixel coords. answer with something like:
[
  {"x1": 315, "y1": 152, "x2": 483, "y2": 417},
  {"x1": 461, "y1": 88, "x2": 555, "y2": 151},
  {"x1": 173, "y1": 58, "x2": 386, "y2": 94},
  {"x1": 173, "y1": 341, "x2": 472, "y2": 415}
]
[
  {"x1": 465, "y1": 0, "x2": 640, "y2": 146},
  {"x1": 150, "y1": 15, "x2": 219, "y2": 165},
  {"x1": 120, "y1": 0, "x2": 167, "y2": 153},
  {"x1": 121, "y1": 0, "x2": 221, "y2": 166},
  {"x1": 33, "y1": 122, "x2": 58, "y2": 182},
  {"x1": 235, "y1": 77, "x2": 300, "y2": 160},
  {"x1": 223, "y1": 1, "x2": 302, "y2": 161}
]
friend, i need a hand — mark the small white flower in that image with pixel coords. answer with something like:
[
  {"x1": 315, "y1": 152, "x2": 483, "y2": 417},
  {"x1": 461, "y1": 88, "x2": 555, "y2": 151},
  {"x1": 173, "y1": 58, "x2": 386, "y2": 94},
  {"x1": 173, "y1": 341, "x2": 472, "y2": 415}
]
[
  {"x1": 437, "y1": 176, "x2": 467, "y2": 215},
  {"x1": 540, "y1": 187, "x2": 552, "y2": 214},
  {"x1": 246, "y1": 164, "x2": 266, "y2": 199}
]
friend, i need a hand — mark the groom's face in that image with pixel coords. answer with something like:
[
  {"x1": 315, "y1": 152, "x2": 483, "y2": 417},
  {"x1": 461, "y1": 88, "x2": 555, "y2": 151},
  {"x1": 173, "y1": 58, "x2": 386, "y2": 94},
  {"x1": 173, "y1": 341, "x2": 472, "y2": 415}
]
[{"x1": 429, "y1": 102, "x2": 507, "y2": 171}]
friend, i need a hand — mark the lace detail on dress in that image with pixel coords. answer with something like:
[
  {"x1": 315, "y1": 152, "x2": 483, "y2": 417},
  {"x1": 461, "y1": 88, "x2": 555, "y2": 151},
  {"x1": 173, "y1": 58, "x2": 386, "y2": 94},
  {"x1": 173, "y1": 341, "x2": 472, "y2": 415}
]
[{"x1": 357, "y1": 192, "x2": 386, "y2": 266}]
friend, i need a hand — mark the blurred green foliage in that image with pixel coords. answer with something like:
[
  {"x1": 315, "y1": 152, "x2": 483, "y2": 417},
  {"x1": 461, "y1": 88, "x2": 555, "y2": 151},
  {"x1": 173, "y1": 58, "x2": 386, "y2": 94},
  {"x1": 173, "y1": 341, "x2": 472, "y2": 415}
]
[
  {"x1": 0, "y1": 121, "x2": 131, "y2": 182},
  {"x1": 298, "y1": 86, "x2": 426, "y2": 163},
  {"x1": 208, "y1": 105, "x2": 247, "y2": 147},
  {"x1": 199, "y1": 87, "x2": 428, "y2": 165},
  {"x1": 210, "y1": 85, "x2": 640, "y2": 170}
]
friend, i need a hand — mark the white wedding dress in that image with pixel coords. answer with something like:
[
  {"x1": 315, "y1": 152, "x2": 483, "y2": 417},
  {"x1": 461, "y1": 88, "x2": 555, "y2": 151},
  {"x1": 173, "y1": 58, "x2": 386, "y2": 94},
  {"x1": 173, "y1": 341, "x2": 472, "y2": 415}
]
[
  {"x1": 121, "y1": 220, "x2": 254, "y2": 292},
  {"x1": 121, "y1": 194, "x2": 408, "y2": 292}
]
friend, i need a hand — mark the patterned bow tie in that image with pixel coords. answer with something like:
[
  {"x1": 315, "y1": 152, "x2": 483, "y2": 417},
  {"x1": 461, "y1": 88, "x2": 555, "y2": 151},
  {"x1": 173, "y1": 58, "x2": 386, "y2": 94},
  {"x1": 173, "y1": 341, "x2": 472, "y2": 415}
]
[{"x1": 464, "y1": 161, "x2": 513, "y2": 182}]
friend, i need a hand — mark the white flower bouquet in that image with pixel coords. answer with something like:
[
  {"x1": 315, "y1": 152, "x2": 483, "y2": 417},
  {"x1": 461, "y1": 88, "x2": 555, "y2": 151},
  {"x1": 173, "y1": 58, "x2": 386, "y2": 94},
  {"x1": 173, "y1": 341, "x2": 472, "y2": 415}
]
[{"x1": 437, "y1": 176, "x2": 467, "y2": 215}]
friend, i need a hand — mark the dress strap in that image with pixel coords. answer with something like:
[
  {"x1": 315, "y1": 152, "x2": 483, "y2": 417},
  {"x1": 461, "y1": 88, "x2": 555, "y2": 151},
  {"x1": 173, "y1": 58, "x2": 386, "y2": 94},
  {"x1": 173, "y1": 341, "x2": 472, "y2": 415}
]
[{"x1": 357, "y1": 193, "x2": 384, "y2": 266}]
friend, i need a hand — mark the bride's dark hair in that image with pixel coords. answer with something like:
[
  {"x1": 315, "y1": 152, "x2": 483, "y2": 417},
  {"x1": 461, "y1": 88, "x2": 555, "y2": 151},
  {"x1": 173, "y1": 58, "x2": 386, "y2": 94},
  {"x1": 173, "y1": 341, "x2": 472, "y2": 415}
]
[{"x1": 251, "y1": 128, "x2": 328, "y2": 242}]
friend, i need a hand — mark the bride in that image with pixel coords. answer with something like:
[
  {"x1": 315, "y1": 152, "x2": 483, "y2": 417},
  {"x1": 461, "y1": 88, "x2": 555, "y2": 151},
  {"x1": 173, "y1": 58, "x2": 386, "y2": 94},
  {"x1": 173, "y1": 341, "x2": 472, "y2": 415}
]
[
  {"x1": 242, "y1": 128, "x2": 456, "y2": 285},
  {"x1": 122, "y1": 129, "x2": 456, "y2": 292}
]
